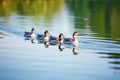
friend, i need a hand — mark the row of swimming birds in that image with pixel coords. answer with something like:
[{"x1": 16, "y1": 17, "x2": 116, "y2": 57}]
[{"x1": 24, "y1": 28, "x2": 80, "y2": 46}]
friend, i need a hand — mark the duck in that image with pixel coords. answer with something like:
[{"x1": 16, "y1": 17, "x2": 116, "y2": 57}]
[
  {"x1": 37, "y1": 30, "x2": 50, "y2": 41},
  {"x1": 49, "y1": 33, "x2": 65, "y2": 45},
  {"x1": 63, "y1": 32, "x2": 79, "y2": 46},
  {"x1": 24, "y1": 28, "x2": 35, "y2": 39}
]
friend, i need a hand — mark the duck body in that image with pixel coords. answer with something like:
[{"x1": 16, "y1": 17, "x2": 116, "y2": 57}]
[
  {"x1": 63, "y1": 38, "x2": 74, "y2": 43},
  {"x1": 37, "y1": 34, "x2": 48, "y2": 41},
  {"x1": 49, "y1": 36, "x2": 59, "y2": 45},
  {"x1": 24, "y1": 32, "x2": 35, "y2": 38},
  {"x1": 63, "y1": 38, "x2": 78, "y2": 45}
]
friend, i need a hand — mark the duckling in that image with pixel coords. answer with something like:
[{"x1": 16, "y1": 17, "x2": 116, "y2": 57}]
[
  {"x1": 49, "y1": 33, "x2": 65, "y2": 45},
  {"x1": 37, "y1": 30, "x2": 50, "y2": 41},
  {"x1": 63, "y1": 32, "x2": 79, "y2": 46},
  {"x1": 24, "y1": 28, "x2": 35, "y2": 39}
]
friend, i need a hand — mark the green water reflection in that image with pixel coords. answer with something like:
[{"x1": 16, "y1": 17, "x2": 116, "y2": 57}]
[
  {"x1": 99, "y1": 52, "x2": 120, "y2": 70},
  {"x1": 0, "y1": 0, "x2": 64, "y2": 22},
  {"x1": 0, "y1": 0, "x2": 120, "y2": 43},
  {"x1": 67, "y1": 0, "x2": 120, "y2": 43}
]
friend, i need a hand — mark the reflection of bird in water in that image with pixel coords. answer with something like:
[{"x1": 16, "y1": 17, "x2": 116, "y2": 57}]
[
  {"x1": 31, "y1": 39, "x2": 35, "y2": 43},
  {"x1": 24, "y1": 29, "x2": 80, "y2": 55},
  {"x1": 24, "y1": 28, "x2": 35, "y2": 40},
  {"x1": 37, "y1": 30, "x2": 50, "y2": 41},
  {"x1": 49, "y1": 33, "x2": 65, "y2": 45},
  {"x1": 58, "y1": 43, "x2": 65, "y2": 51},
  {"x1": 62, "y1": 32, "x2": 79, "y2": 46},
  {"x1": 58, "y1": 43, "x2": 79, "y2": 55},
  {"x1": 72, "y1": 48, "x2": 79, "y2": 55},
  {"x1": 44, "y1": 41, "x2": 50, "y2": 48}
]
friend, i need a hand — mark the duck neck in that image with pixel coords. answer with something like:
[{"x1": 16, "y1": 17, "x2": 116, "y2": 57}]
[
  {"x1": 59, "y1": 34, "x2": 64, "y2": 43},
  {"x1": 31, "y1": 31, "x2": 34, "y2": 34},
  {"x1": 59, "y1": 35, "x2": 62, "y2": 40},
  {"x1": 73, "y1": 34, "x2": 78, "y2": 43},
  {"x1": 73, "y1": 34, "x2": 76, "y2": 40}
]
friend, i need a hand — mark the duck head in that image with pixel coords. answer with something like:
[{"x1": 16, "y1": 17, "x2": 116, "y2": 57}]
[
  {"x1": 73, "y1": 32, "x2": 79, "y2": 39},
  {"x1": 44, "y1": 30, "x2": 50, "y2": 36},
  {"x1": 31, "y1": 28, "x2": 35, "y2": 33}
]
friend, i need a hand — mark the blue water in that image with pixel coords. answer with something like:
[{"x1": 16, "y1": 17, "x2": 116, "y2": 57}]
[{"x1": 0, "y1": 24, "x2": 120, "y2": 80}]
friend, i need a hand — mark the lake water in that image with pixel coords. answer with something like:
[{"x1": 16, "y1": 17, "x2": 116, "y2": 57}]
[{"x1": 0, "y1": 0, "x2": 120, "y2": 80}]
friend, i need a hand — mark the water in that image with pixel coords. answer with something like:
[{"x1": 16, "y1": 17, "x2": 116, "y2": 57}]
[{"x1": 0, "y1": 0, "x2": 120, "y2": 80}]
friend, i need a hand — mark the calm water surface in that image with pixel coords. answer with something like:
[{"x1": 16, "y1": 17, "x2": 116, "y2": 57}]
[{"x1": 0, "y1": 0, "x2": 120, "y2": 80}]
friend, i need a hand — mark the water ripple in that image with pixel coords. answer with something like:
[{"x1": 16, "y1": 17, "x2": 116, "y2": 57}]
[{"x1": 0, "y1": 25, "x2": 120, "y2": 54}]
